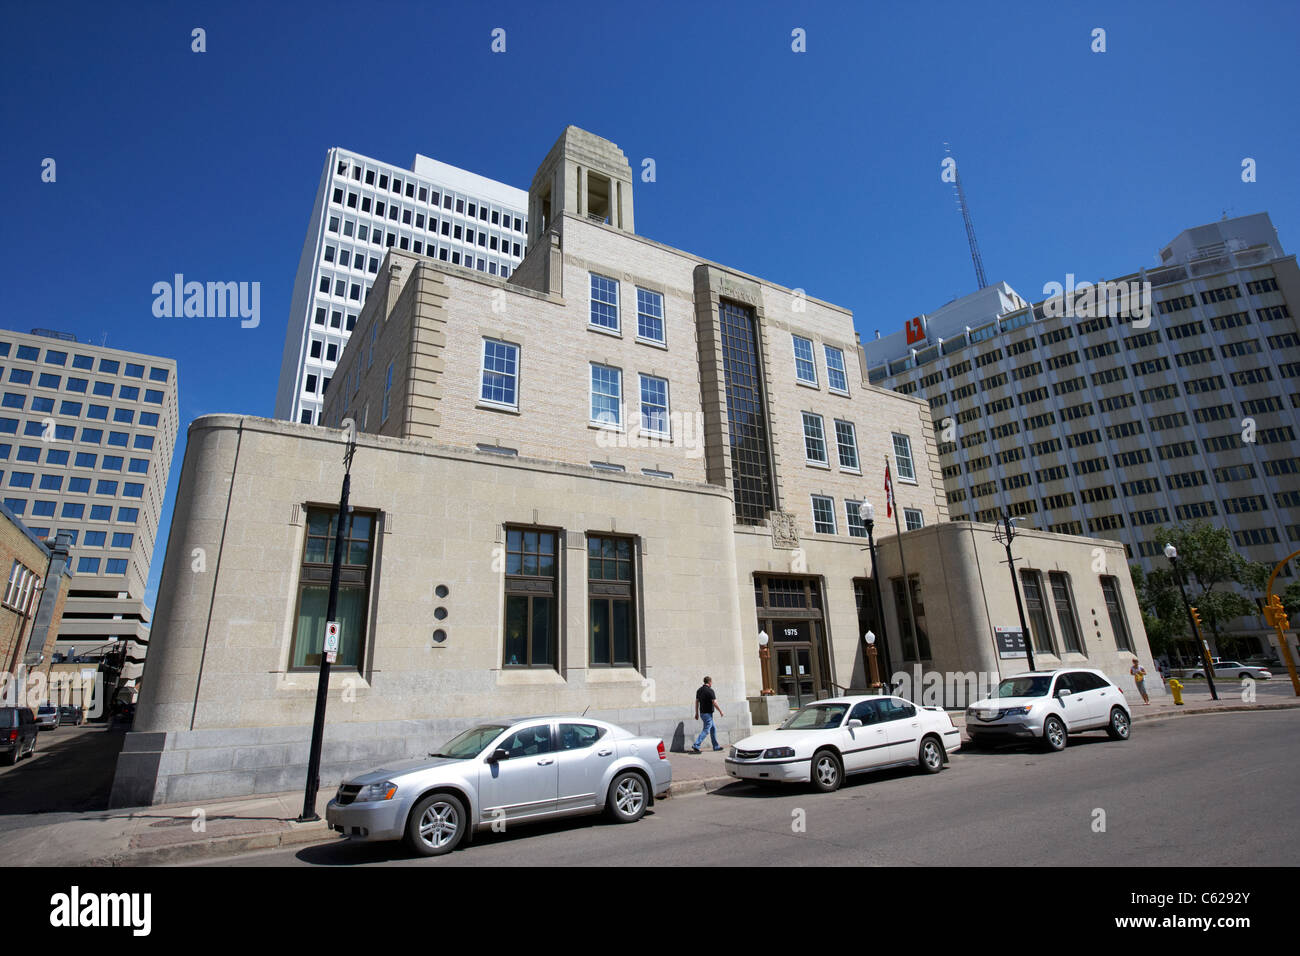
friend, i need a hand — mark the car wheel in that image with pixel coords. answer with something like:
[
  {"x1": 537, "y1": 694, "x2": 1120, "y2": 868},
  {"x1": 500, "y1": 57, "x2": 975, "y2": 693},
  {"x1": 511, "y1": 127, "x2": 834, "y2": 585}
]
[
  {"x1": 1043, "y1": 716, "x2": 1067, "y2": 752},
  {"x1": 3, "y1": 748, "x2": 17, "y2": 766},
  {"x1": 810, "y1": 749, "x2": 842, "y2": 793},
  {"x1": 606, "y1": 771, "x2": 647, "y2": 823},
  {"x1": 1105, "y1": 707, "x2": 1131, "y2": 740},
  {"x1": 918, "y1": 735, "x2": 944, "y2": 773},
  {"x1": 405, "y1": 792, "x2": 466, "y2": 857}
]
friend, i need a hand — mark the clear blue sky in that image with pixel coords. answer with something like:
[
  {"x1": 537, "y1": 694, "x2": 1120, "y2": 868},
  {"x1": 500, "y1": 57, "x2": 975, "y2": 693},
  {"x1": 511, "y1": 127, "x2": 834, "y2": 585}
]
[{"x1": 3, "y1": 0, "x2": 1298, "y2": 609}]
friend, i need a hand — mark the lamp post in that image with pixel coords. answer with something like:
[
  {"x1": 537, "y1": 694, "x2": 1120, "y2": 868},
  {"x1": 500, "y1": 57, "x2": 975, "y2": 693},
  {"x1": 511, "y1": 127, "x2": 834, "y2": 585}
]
[
  {"x1": 299, "y1": 419, "x2": 358, "y2": 822},
  {"x1": 758, "y1": 629, "x2": 774, "y2": 696},
  {"x1": 1165, "y1": 543, "x2": 1219, "y2": 702},
  {"x1": 858, "y1": 500, "x2": 890, "y2": 690},
  {"x1": 864, "y1": 630, "x2": 882, "y2": 694},
  {"x1": 998, "y1": 514, "x2": 1035, "y2": 672}
]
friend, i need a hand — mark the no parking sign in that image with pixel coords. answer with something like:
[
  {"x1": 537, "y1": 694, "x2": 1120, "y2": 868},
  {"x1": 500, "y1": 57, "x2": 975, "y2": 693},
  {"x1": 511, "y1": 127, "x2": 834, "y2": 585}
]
[{"x1": 324, "y1": 621, "x2": 340, "y2": 663}]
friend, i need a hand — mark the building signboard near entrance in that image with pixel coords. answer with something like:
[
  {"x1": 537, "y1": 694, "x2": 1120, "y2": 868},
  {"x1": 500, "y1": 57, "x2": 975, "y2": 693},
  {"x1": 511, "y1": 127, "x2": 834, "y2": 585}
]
[{"x1": 995, "y1": 626, "x2": 1027, "y2": 659}]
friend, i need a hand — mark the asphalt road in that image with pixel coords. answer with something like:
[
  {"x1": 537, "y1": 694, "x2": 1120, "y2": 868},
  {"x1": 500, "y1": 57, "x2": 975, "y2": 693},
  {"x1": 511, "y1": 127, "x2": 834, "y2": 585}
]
[
  {"x1": 0, "y1": 722, "x2": 125, "y2": 833},
  {"x1": 201, "y1": 709, "x2": 1299, "y2": 867}
]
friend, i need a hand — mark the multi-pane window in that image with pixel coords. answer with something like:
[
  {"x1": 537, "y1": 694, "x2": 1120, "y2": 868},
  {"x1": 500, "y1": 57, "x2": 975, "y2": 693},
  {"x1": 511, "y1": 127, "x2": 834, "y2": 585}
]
[
  {"x1": 802, "y1": 412, "x2": 828, "y2": 464},
  {"x1": 904, "y1": 508, "x2": 924, "y2": 531},
  {"x1": 381, "y1": 363, "x2": 392, "y2": 423},
  {"x1": 1049, "y1": 572, "x2": 1084, "y2": 654},
  {"x1": 1020, "y1": 570, "x2": 1056, "y2": 655},
  {"x1": 503, "y1": 527, "x2": 558, "y2": 668},
  {"x1": 290, "y1": 508, "x2": 374, "y2": 670},
  {"x1": 588, "y1": 535, "x2": 636, "y2": 666},
  {"x1": 792, "y1": 335, "x2": 817, "y2": 385},
  {"x1": 811, "y1": 495, "x2": 836, "y2": 534},
  {"x1": 639, "y1": 375, "x2": 669, "y2": 436},
  {"x1": 636, "y1": 288, "x2": 664, "y2": 343},
  {"x1": 589, "y1": 274, "x2": 619, "y2": 331},
  {"x1": 1100, "y1": 576, "x2": 1133, "y2": 652},
  {"x1": 590, "y1": 364, "x2": 622, "y2": 427},
  {"x1": 720, "y1": 302, "x2": 775, "y2": 524},
  {"x1": 844, "y1": 500, "x2": 867, "y2": 538},
  {"x1": 824, "y1": 346, "x2": 849, "y2": 393},
  {"x1": 892, "y1": 433, "x2": 915, "y2": 481},
  {"x1": 891, "y1": 575, "x2": 930, "y2": 660},
  {"x1": 834, "y1": 420, "x2": 859, "y2": 470},
  {"x1": 480, "y1": 339, "x2": 519, "y2": 408}
]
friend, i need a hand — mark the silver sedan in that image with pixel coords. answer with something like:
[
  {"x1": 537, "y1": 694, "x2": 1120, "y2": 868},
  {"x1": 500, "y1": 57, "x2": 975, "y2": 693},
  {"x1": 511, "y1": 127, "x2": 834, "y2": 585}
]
[{"x1": 326, "y1": 716, "x2": 672, "y2": 856}]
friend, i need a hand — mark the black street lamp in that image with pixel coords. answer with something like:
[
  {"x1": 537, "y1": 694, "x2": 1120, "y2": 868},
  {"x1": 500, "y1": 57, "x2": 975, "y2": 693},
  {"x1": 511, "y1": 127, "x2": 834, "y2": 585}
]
[
  {"x1": 299, "y1": 420, "x2": 358, "y2": 822},
  {"x1": 1164, "y1": 543, "x2": 1219, "y2": 702},
  {"x1": 858, "y1": 500, "x2": 888, "y2": 692},
  {"x1": 997, "y1": 514, "x2": 1036, "y2": 672}
]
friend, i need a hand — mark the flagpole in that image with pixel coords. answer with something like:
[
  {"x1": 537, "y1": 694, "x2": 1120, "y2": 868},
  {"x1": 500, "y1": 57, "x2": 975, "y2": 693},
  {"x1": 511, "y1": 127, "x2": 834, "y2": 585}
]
[{"x1": 887, "y1": 455, "x2": 922, "y2": 671}]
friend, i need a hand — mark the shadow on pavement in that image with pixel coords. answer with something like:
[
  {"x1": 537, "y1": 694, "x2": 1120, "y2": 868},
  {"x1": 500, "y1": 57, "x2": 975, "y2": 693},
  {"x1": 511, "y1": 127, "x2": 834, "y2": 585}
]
[{"x1": 0, "y1": 723, "x2": 125, "y2": 815}]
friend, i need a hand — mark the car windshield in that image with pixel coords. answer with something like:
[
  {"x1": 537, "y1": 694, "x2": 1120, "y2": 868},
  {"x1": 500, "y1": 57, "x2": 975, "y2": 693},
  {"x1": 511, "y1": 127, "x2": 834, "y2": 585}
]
[
  {"x1": 996, "y1": 676, "x2": 1053, "y2": 698},
  {"x1": 779, "y1": 704, "x2": 849, "y2": 730},
  {"x1": 431, "y1": 724, "x2": 508, "y2": 759}
]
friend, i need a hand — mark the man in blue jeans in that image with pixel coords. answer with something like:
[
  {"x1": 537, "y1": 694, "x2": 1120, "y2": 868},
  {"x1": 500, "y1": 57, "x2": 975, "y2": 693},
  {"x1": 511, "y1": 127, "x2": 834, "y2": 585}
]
[{"x1": 691, "y1": 676, "x2": 725, "y2": 752}]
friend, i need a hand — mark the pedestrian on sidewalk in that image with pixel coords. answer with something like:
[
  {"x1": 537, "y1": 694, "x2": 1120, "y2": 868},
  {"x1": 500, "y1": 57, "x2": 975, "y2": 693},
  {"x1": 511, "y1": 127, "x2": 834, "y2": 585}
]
[
  {"x1": 690, "y1": 676, "x2": 724, "y2": 753},
  {"x1": 1130, "y1": 658, "x2": 1150, "y2": 704}
]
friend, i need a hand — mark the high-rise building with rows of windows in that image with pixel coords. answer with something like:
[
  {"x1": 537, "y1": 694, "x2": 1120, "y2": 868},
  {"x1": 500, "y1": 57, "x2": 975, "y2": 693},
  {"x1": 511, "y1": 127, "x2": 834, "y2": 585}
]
[
  {"x1": 863, "y1": 212, "x2": 1300, "y2": 659},
  {"x1": 273, "y1": 147, "x2": 529, "y2": 426},
  {"x1": 0, "y1": 328, "x2": 179, "y2": 689}
]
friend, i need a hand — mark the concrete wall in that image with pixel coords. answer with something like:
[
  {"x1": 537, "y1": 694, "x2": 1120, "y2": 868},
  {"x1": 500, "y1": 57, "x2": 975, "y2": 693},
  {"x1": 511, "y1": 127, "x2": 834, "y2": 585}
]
[{"x1": 112, "y1": 415, "x2": 750, "y2": 806}]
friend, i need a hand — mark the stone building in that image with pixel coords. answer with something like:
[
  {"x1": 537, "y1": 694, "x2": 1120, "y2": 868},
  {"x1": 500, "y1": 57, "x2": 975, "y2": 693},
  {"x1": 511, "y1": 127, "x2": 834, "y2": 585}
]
[{"x1": 112, "y1": 128, "x2": 1156, "y2": 806}]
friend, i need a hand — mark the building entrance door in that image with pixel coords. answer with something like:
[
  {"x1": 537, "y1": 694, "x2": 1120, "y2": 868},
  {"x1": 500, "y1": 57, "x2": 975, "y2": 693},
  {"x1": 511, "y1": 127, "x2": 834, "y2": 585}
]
[
  {"x1": 774, "y1": 643, "x2": 821, "y2": 706},
  {"x1": 754, "y1": 575, "x2": 833, "y2": 706}
]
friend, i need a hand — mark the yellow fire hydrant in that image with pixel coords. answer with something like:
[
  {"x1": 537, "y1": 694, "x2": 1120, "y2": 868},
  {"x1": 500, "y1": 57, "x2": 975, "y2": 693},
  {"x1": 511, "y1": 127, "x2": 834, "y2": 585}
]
[{"x1": 1168, "y1": 678, "x2": 1184, "y2": 706}]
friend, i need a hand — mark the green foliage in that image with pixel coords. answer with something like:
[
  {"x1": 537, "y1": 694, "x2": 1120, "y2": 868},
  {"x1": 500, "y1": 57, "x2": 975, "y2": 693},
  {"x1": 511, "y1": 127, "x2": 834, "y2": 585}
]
[{"x1": 1134, "y1": 521, "x2": 1274, "y2": 652}]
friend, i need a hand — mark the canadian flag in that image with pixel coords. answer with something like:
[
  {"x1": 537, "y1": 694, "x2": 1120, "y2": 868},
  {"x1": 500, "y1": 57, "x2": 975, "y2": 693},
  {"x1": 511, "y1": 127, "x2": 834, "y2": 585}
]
[{"x1": 884, "y1": 461, "x2": 894, "y2": 518}]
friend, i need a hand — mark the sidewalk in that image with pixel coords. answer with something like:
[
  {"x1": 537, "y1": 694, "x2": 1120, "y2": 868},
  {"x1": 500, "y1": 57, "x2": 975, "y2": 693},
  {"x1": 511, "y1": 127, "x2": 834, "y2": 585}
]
[{"x1": 1, "y1": 692, "x2": 1293, "y2": 867}]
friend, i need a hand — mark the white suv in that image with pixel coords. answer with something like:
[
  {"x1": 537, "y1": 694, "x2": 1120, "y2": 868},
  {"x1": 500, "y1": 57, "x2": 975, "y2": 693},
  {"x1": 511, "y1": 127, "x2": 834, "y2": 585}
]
[{"x1": 966, "y1": 669, "x2": 1131, "y2": 752}]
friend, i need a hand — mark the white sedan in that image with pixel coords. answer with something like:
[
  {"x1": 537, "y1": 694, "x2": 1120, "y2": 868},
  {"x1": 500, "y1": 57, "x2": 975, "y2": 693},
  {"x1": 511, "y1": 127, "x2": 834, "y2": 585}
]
[
  {"x1": 724, "y1": 695, "x2": 962, "y2": 793},
  {"x1": 1189, "y1": 660, "x2": 1272, "y2": 680}
]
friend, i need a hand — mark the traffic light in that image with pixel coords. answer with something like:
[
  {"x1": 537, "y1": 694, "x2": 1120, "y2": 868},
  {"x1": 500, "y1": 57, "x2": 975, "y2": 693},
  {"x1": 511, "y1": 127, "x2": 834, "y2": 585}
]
[
  {"x1": 1190, "y1": 606, "x2": 1203, "y2": 634},
  {"x1": 1267, "y1": 594, "x2": 1290, "y2": 632}
]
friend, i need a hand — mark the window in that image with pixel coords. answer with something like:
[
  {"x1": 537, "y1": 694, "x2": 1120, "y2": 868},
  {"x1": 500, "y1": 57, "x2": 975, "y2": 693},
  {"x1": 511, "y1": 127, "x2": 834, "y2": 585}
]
[
  {"x1": 834, "y1": 420, "x2": 859, "y2": 471},
  {"x1": 639, "y1": 375, "x2": 669, "y2": 436},
  {"x1": 588, "y1": 535, "x2": 636, "y2": 666},
  {"x1": 892, "y1": 433, "x2": 916, "y2": 481},
  {"x1": 802, "y1": 412, "x2": 828, "y2": 464},
  {"x1": 117, "y1": 507, "x2": 139, "y2": 522},
  {"x1": 77, "y1": 557, "x2": 100, "y2": 574},
  {"x1": 1020, "y1": 570, "x2": 1055, "y2": 655},
  {"x1": 1049, "y1": 572, "x2": 1084, "y2": 654},
  {"x1": 290, "y1": 508, "x2": 374, "y2": 670},
  {"x1": 891, "y1": 575, "x2": 930, "y2": 660},
  {"x1": 123, "y1": 482, "x2": 143, "y2": 498},
  {"x1": 68, "y1": 478, "x2": 89, "y2": 494},
  {"x1": 589, "y1": 274, "x2": 619, "y2": 331},
  {"x1": 112, "y1": 532, "x2": 134, "y2": 548},
  {"x1": 590, "y1": 364, "x2": 622, "y2": 427},
  {"x1": 636, "y1": 288, "x2": 664, "y2": 343},
  {"x1": 1100, "y1": 576, "x2": 1133, "y2": 652},
  {"x1": 792, "y1": 335, "x2": 817, "y2": 385},
  {"x1": 503, "y1": 527, "x2": 558, "y2": 668},
  {"x1": 811, "y1": 495, "x2": 837, "y2": 534},
  {"x1": 904, "y1": 509, "x2": 924, "y2": 531},
  {"x1": 89, "y1": 506, "x2": 112, "y2": 521},
  {"x1": 824, "y1": 346, "x2": 849, "y2": 393},
  {"x1": 844, "y1": 500, "x2": 867, "y2": 538},
  {"x1": 721, "y1": 301, "x2": 775, "y2": 524},
  {"x1": 381, "y1": 363, "x2": 392, "y2": 423},
  {"x1": 84, "y1": 531, "x2": 106, "y2": 547},
  {"x1": 105, "y1": 559, "x2": 128, "y2": 575}
]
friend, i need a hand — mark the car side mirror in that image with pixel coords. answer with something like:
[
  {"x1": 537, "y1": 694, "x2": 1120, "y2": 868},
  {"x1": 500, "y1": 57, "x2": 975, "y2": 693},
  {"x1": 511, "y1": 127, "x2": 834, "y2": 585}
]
[
  {"x1": 1057, "y1": 688, "x2": 1072, "y2": 698},
  {"x1": 487, "y1": 748, "x2": 509, "y2": 763},
  {"x1": 847, "y1": 718, "x2": 863, "y2": 729}
]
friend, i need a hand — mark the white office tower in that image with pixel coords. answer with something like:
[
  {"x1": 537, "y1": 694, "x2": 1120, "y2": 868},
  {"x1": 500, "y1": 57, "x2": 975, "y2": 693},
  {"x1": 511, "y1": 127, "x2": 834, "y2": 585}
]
[{"x1": 275, "y1": 147, "x2": 529, "y2": 425}]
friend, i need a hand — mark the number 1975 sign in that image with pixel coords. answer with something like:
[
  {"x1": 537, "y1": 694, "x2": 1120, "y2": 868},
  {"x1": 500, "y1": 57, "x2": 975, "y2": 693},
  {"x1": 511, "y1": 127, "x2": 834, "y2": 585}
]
[{"x1": 324, "y1": 621, "x2": 340, "y2": 663}]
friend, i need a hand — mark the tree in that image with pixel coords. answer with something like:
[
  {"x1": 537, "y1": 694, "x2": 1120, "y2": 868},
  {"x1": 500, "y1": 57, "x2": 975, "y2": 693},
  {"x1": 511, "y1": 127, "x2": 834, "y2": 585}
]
[
  {"x1": 1139, "y1": 521, "x2": 1271, "y2": 657},
  {"x1": 1129, "y1": 563, "x2": 1186, "y2": 659}
]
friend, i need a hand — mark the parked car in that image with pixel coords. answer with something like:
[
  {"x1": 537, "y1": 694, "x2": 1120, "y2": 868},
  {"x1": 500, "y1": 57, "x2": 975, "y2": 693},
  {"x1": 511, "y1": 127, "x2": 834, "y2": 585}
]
[
  {"x1": 725, "y1": 695, "x2": 962, "y2": 793},
  {"x1": 1, "y1": 707, "x2": 39, "y2": 764},
  {"x1": 34, "y1": 704, "x2": 60, "y2": 730},
  {"x1": 1188, "y1": 660, "x2": 1272, "y2": 680},
  {"x1": 966, "y1": 669, "x2": 1131, "y2": 751},
  {"x1": 326, "y1": 716, "x2": 672, "y2": 856},
  {"x1": 58, "y1": 705, "x2": 85, "y2": 726}
]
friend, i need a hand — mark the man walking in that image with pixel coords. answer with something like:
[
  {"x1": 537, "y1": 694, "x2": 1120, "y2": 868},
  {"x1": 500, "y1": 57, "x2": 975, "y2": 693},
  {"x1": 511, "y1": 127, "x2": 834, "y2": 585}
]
[
  {"x1": 691, "y1": 676, "x2": 724, "y2": 753},
  {"x1": 1130, "y1": 658, "x2": 1150, "y2": 704}
]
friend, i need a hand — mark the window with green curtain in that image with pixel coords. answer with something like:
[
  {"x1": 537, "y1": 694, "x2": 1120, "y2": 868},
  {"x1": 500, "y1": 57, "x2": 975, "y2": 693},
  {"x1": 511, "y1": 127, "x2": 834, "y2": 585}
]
[{"x1": 290, "y1": 508, "x2": 374, "y2": 670}]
